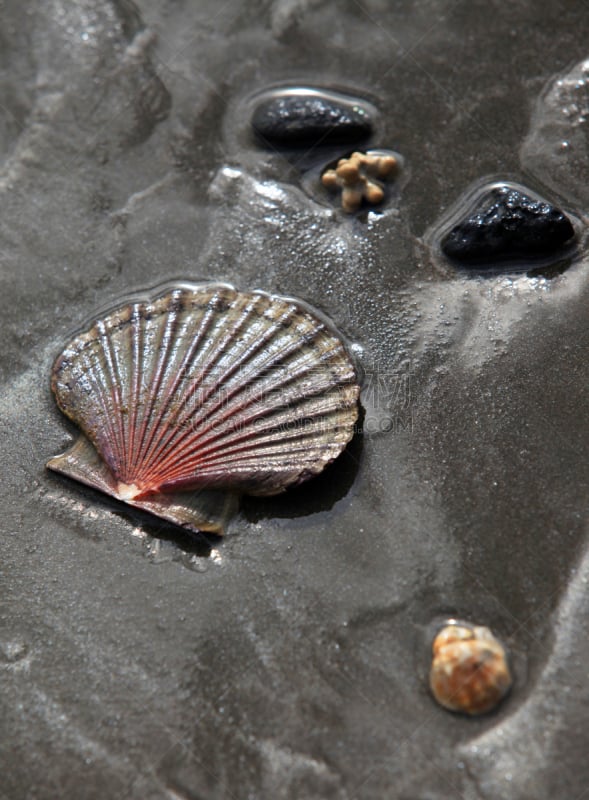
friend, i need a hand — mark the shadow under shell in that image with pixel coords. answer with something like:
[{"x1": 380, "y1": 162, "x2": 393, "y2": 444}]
[
  {"x1": 242, "y1": 418, "x2": 363, "y2": 523},
  {"x1": 48, "y1": 435, "x2": 239, "y2": 535}
]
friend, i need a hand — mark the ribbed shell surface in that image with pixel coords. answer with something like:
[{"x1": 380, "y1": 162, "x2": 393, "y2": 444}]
[{"x1": 51, "y1": 284, "x2": 360, "y2": 499}]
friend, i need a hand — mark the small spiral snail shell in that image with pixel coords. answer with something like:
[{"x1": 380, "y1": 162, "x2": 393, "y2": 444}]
[{"x1": 429, "y1": 622, "x2": 512, "y2": 715}]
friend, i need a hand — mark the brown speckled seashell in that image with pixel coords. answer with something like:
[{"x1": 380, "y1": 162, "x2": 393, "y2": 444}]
[
  {"x1": 47, "y1": 283, "x2": 360, "y2": 535},
  {"x1": 429, "y1": 622, "x2": 512, "y2": 715}
]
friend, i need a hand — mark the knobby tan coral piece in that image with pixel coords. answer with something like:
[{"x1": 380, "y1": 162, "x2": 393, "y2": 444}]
[
  {"x1": 429, "y1": 622, "x2": 512, "y2": 715},
  {"x1": 321, "y1": 151, "x2": 398, "y2": 212}
]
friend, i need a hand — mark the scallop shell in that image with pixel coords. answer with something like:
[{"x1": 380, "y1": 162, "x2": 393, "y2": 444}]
[{"x1": 47, "y1": 283, "x2": 360, "y2": 535}]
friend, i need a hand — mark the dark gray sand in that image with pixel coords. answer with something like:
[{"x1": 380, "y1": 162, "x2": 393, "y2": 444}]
[{"x1": 1, "y1": 2, "x2": 588, "y2": 798}]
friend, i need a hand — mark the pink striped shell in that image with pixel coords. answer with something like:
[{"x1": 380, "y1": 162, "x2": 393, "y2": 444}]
[{"x1": 47, "y1": 283, "x2": 360, "y2": 534}]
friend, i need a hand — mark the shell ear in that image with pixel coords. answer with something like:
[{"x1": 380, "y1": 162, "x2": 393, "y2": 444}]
[{"x1": 47, "y1": 435, "x2": 238, "y2": 536}]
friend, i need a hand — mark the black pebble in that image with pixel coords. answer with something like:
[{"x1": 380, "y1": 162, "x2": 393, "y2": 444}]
[
  {"x1": 441, "y1": 185, "x2": 575, "y2": 265},
  {"x1": 251, "y1": 92, "x2": 373, "y2": 146}
]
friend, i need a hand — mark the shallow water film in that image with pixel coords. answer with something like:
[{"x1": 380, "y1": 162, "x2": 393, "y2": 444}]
[{"x1": 1, "y1": 2, "x2": 589, "y2": 799}]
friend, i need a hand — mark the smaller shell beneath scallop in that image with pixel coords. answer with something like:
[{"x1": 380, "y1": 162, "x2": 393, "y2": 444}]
[{"x1": 429, "y1": 622, "x2": 512, "y2": 715}]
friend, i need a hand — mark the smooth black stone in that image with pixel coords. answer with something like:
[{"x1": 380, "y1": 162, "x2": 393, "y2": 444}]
[
  {"x1": 441, "y1": 186, "x2": 575, "y2": 265},
  {"x1": 251, "y1": 93, "x2": 373, "y2": 146}
]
